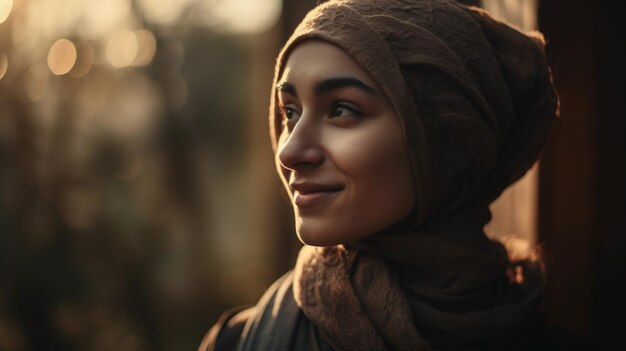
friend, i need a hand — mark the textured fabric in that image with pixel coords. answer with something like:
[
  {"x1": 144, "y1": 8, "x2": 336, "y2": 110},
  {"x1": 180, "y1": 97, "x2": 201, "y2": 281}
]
[
  {"x1": 294, "y1": 246, "x2": 430, "y2": 351},
  {"x1": 266, "y1": 0, "x2": 559, "y2": 350},
  {"x1": 202, "y1": 272, "x2": 593, "y2": 351}
]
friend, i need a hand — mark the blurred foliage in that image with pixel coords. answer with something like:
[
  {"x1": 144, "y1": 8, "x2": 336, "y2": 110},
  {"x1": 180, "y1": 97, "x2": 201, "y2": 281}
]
[{"x1": 0, "y1": 0, "x2": 282, "y2": 350}]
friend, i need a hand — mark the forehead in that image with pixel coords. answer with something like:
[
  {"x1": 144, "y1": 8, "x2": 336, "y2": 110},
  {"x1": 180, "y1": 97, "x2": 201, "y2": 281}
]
[{"x1": 279, "y1": 40, "x2": 376, "y2": 87}]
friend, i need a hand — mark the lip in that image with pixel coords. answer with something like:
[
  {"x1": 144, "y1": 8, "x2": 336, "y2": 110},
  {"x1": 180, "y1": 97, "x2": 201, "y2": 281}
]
[{"x1": 290, "y1": 182, "x2": 343, "y2": 208}]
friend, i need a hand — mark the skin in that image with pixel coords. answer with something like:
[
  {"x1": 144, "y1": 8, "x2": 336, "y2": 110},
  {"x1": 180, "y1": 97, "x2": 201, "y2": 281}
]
[{"x1": 275, "y1": 40, "x2": 416, "y2": 246}]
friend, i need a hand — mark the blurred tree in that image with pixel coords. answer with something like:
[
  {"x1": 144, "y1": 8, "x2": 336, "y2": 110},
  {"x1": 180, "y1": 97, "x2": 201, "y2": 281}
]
[{"x1": 0, "y1": 0, "x2": 281, "y2": 350}]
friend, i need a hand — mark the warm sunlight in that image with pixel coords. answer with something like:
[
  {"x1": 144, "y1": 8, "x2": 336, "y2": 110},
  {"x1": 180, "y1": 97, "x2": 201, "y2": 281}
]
[
  {"x1": 482, "y1": 0, "x2": 539, "y2": 244},
  {"x1": 209, "y1": 0, "x2": 282, "y2": 33},
  {"x1": 0, "y1": 0, "x2": 12, "y2": 24},
  {"x1": 137, "y1": 0, "x2": 281, "y2": 33}
]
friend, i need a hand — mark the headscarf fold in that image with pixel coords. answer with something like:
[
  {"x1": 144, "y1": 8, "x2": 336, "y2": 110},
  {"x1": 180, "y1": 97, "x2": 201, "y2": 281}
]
[{"x1": 270, "y1": 0, "x2": 558, "y2": 349}]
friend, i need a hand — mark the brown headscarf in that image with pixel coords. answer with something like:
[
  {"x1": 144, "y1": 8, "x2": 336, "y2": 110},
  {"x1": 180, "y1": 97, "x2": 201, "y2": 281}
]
[{"x1": 270, "y1": 0, "x2": 558, "y2": 350}]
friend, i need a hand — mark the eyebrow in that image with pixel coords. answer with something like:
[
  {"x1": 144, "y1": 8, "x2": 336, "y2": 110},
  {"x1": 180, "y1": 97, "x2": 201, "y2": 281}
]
[
  {"x1": 277, "y1": 81, "x2": 297, "y2": 97},
  {"x1": 277, "y1": 76, "x2": 378, "y2": 98},
  {"x1": 315, "y1": 77, "x2": 378, "y2": 96}
]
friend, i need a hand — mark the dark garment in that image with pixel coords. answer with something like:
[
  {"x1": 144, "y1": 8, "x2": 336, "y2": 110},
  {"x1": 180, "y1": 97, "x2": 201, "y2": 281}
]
[
  {"x1": 199, "y1": 271, "x2": 593, "y2": 351},
  {"x1": 199, "y1": 272, "x2": 333, "y2": 351}
]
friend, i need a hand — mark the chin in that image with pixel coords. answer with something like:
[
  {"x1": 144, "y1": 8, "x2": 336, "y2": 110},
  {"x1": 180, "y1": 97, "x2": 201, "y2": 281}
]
[
  {"x1": 295, "y1": 222, "x2": 369, "y2": 247},
  {"x1": 296, "y1": 230, "x2": 337, "y2": 247}
]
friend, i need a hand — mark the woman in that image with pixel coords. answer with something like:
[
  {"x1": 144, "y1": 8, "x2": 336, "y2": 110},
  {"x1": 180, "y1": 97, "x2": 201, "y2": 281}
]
[{"x1": 200, "y1": 0, "x2": 585, "y2": 350}]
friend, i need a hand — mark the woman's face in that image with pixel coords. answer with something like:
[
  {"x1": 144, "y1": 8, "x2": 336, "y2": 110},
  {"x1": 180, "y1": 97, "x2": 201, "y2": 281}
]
[{"x1": 275, "y1": 40, "x2": 416, "y2": 246}]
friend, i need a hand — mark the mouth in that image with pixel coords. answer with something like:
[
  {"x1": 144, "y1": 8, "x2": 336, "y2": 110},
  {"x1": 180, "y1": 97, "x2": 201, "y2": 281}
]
[{"x1": 289, "y1": 182, "x2": 343, "y2": 208}]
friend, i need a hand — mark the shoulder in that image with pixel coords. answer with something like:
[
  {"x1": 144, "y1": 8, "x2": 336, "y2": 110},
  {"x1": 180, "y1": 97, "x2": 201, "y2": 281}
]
[
  {"x1": 197, "y1": 305, "x2": 255, "y2": 351},
  {"x1": 197, "y1": 271, "x2": 300, "y2": 351}
]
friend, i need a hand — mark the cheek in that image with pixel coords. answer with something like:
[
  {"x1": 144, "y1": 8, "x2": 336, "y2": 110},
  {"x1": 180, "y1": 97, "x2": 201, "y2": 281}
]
[
  {"x1": 328, "y1": 120, "x2": 416, "y2": 233},
  {"x1": 333, "y1": 121, "x2": 412, "y2": 189}
]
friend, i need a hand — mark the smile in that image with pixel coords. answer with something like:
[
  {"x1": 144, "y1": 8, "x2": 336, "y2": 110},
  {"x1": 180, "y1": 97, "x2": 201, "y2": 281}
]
[
  {"x1": 293, "y1": 190, "x2": 341, "y2": 208},
  {"x1": 289, "y1": 182, "x2": 343, "y2": 208}
]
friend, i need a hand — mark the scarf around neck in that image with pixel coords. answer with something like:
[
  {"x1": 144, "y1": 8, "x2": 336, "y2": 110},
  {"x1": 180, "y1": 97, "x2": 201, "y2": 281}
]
[{"x1": 269, "y1": 0, "x2": 558, "y2": 349}]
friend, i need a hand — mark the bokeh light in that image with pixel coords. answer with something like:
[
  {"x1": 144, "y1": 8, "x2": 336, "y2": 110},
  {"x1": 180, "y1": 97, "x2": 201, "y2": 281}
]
[
  {"x1": 132, "y1": 29, "x2": 157, "y2": 67},
  {"x1": 106, "y1": 30, "x2": 138, "y2": 68},
  {"x1": 0, "y1": 0, "x2": 12, "y2": 24},
  {"x1": 69, "y1": 41, "x2": 95, "y2": 78},
  {"x1": 47, "y1": 38, "x2": 77, "y2": 75}
]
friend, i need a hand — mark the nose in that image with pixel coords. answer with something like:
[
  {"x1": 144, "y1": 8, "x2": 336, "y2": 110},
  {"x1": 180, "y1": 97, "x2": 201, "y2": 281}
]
[{"x1": 277, "y1": 117, "x2": 324, "y2": 171}]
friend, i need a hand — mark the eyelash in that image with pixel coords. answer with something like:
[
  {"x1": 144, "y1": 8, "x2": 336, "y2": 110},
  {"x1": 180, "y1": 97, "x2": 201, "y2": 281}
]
[
  {"x1": 279, "y1": 101, "x2": 362, "y2": 122},
  {"x1": 329, "y1": 101, "x2": 362, "y2": 118},
  {"x1": 279, "y1": 104, "x2": 299, "y2": 121}
]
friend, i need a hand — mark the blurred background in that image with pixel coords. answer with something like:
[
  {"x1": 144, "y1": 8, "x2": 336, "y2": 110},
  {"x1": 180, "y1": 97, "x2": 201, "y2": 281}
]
[{"x1": 0, "y1": 0, "x2": 624, "y2": 350}]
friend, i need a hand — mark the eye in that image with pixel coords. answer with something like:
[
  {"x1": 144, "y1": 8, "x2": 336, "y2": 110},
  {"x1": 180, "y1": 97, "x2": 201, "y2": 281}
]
[
  {"x1": 280, "y1": 104, "x2": 301, "y2": 121},
  {"x1": 279, "y1": 103, "x2": 301, "y2": 131},
  {"x1": 330, "y1": 101, "x2": 362, "y2": 118}
]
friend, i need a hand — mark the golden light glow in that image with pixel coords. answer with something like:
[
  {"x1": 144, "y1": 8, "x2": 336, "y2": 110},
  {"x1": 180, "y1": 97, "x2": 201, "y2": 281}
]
[
  {"x1": 132, "y1": 30, "x2": 157, "y2": 67},
  {"x1": 22, "y1": 64, "x2": 49, "y2": 102},
  {"x1": 48, "y1": 39, "x2": 78, "y2": 75},
  {"x1": 9, "y1": 0, "x2": 130, "y2": 43},
  {"x1": 70, "y1": 42, "x2": 95, "y2": 78},
  {"x1": 136, "y1": 0, "x2": 281, "y2": 33},
  {"x1": 80, "y1": 0, "x2": 131, "y2": 39},
  {"x1": 0, "y1": 53, "x2": 8, "y2": 80},
  {"x1": 210, "y1": 0, "x2": 281, "y2": 33},
  {"x1": 137, "y1": 0, "x2": 185, "y2": 26},
  {"x1": 483, "y1": 0, "x2": 539, "y2": 244},
  {"x1": 482, "y1": 0, "x2": 538, "y2": 31},
  {"x1": 106, "y1": 30, "x2": 138, "y2": 68},
  {"x1": 0, "y1": 0, "x2": 12, "y2": 24}
]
